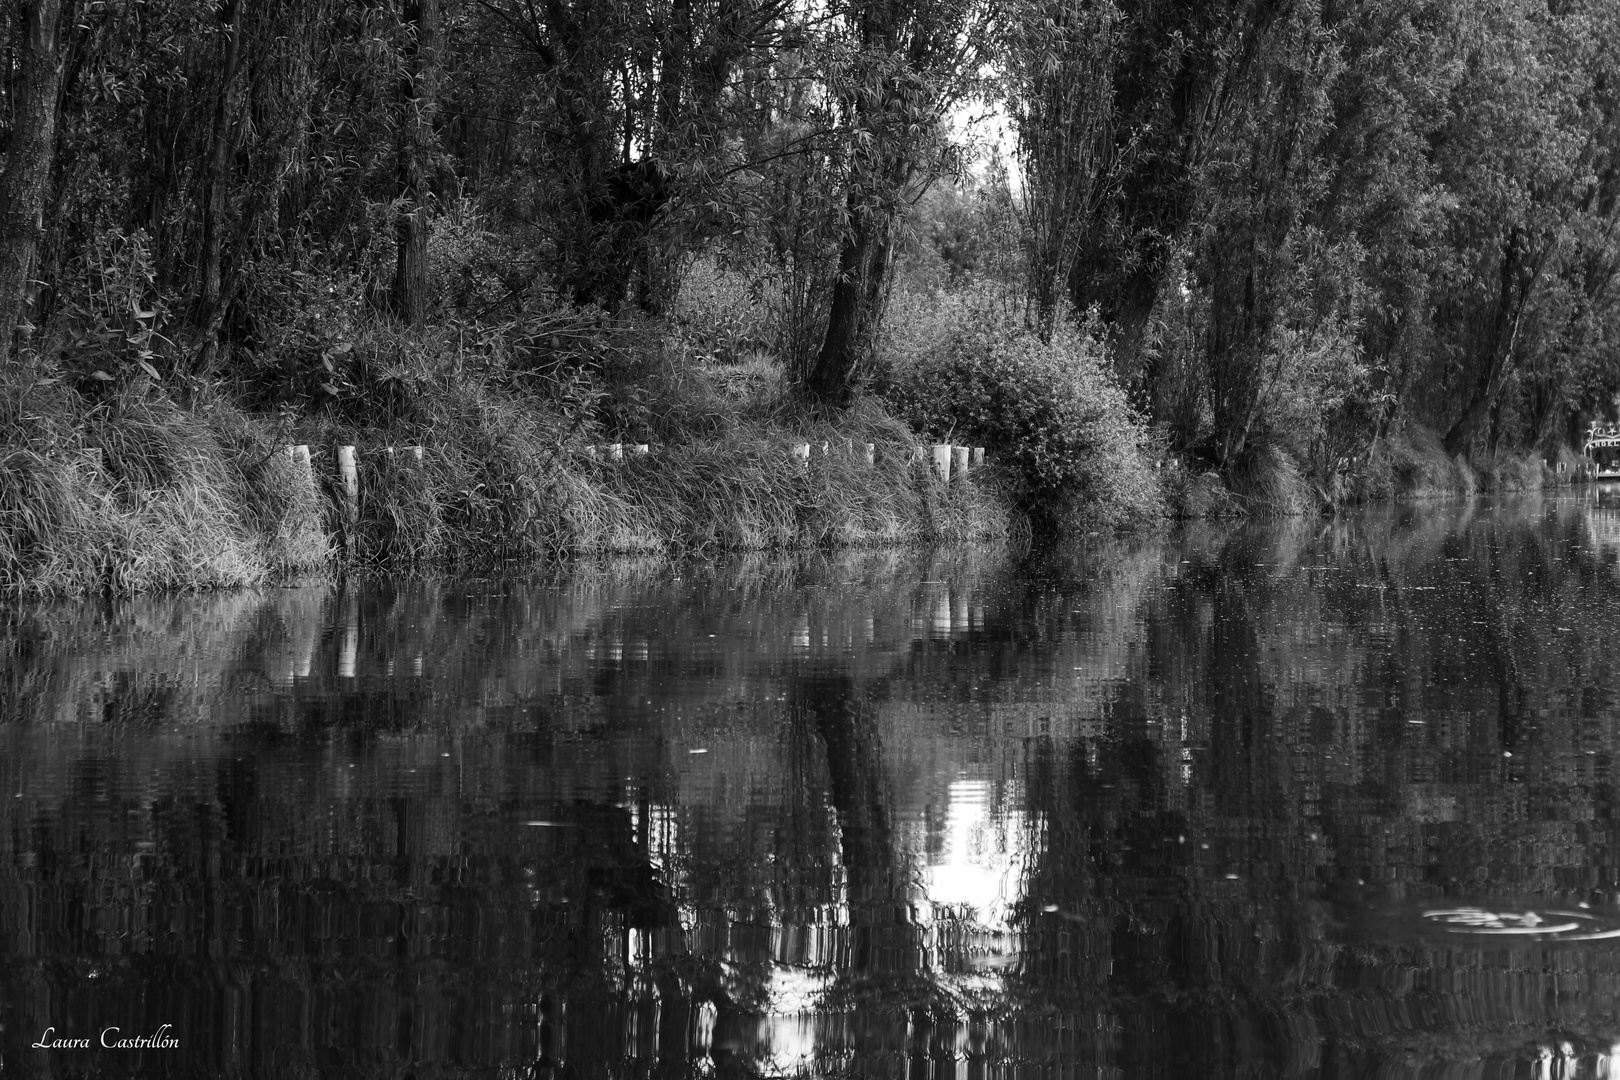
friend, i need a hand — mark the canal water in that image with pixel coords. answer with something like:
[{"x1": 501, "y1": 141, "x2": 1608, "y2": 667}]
[{"x1": 6, "y1": 492, "x2": 1620, "y2": 1078}]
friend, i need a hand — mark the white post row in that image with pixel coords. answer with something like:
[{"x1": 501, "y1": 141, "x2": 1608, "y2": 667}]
[
  {"x1": 580, "y1": 442, "x2": 656, "y2": 459},
  {"x1": 280, "y1": 443, "x2": 430, "y2": 534},
  {"x1": 781, "y1": 439, "x2": 884, "y2": 469}
]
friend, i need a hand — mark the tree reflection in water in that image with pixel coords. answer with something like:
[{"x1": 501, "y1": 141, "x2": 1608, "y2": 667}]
[{"x1": 8, "y1": 496, "x2": 1620, "y2": 1076}]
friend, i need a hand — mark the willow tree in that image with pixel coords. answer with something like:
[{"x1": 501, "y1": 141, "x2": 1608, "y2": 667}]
[
  {"x1": 1201, "y1": 4, "x2": 1340, "y2": 468},
  {"x1": 1433, "y1": 0, "x2": 1600, "y2": 457},
  {"x1": 1064, "y1": 0, "x2": 1296, "y2": 392},
  {"x1": 1005, "y1": 0, "x2": 1119, "y2": 341},
  {"x1": 802, "y1": 0, "x2": 994, "y2": 405}
]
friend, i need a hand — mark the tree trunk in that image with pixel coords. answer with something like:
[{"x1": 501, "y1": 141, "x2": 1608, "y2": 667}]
[
  {"x1": 0, "y1": 0, "x2": 68, "y2": 355},
  {"x1": 195, "y1": 0, "x2": 244, "y2": 370},
  {"x1": 392, "y1": 0, "x2": 441, "y2": 328},
  {"x1": 1443, "y1": 232, "x2": 1538, "y2": 458},
  {"x1": 809, "y1": 191, "x2": 898, "y2": 407},
  {"x1": 1207, "y1": 231, "x2": 1276, "y2": 468},
  {"x1": 803, "y1": 0, "x2": 915, "y2": 407}
]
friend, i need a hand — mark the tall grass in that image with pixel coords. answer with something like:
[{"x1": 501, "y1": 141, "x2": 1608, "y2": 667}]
[
  {"x1": 1, "y1": 373, "x2": 327, "y2": 595},
  {"x1": 2, "y1": 327, "x2": 1012, "y2": 594},
  {"x1": 1225, "y1": 441, "x2": 1318, "y2": 516},
  {"x1": 325, "y1": 375, "x2": 1008, "y2": 565}
]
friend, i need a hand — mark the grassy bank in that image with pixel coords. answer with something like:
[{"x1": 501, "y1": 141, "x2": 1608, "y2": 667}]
[
  {"x1": 0, "y1": 363, "x2": 1587, "y2": 597},
  {"x1": 1, "y1": 264, "x2": 1588, "y2": 596},
  {"x1": 0, "y1": 339, "x2": 1022, "y2": 595}
]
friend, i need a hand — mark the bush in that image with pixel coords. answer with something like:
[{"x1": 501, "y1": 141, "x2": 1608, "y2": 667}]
[{"x1": 877, "y1": 293, "x2": 1162, "y2": 528}]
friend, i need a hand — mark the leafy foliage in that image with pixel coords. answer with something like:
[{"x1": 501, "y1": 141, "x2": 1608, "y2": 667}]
[{"x1": 879, "y1": 293, "x2": 1160, "y2": 525}]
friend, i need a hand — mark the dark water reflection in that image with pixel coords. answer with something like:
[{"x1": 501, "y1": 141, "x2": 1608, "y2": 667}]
[{"x1": 9, "y1": 494, "x2": 1620, "y2": 1077}]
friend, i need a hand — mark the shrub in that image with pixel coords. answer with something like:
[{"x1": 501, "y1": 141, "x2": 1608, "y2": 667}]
[{"x1": 878, "y1": 293, "x2": 1162, "y2": 528}]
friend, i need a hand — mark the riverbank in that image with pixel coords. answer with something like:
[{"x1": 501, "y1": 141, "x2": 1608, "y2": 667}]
[
  {"x1": 1, "y1": 360, "x2": 1026, "y2": 595},
  {"x1": 1154, "y1": 421, "x2": 1578, "y2": 519},
  {"x1": 0, "y1": 325, "x2": 1583, "y2": 597},
  {"x1": 0, "y1": 377, "x2": 1586, "y2": 597}
]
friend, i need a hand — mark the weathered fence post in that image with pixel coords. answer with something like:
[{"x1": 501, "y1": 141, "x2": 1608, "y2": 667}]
[
  {"x1": 337, "y1": 445, "x2": 358, "y2": 514},
  {"x1": 864, "y1": 442, "x2": 876, "y2": 466},
  {"x1": 292, "y1": 444, "x2": 313, "y2": 492},
  {"x1": 931, "y1": 444, "x2": 952, "y2": 482},
  {"x1": 336, "y1": 445, "x2": 359, "y2": 556},
  {"x1": 790, "y1": 442, "x2": 811, "y2": 471},
  {"x1": 951, "y1": 446, "x2": 969, "y2": 478},
  {"x1": 971, "y1": 447, "x2": 985, "y2": 467}
]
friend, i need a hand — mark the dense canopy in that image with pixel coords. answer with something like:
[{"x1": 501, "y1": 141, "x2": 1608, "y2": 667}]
[{"x1": 0, "y1": 0, "x2": 1616, "y2": 487}]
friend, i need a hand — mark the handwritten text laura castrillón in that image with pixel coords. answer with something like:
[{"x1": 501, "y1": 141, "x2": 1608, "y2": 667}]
[{"x1": 31, "y1": 1026, "x2": 179, "y2": 1050}]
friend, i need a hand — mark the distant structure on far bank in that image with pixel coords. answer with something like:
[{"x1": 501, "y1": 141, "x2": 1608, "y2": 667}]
[{"x1": 1584, "y1": 420, "x2": 1620, "y2": 479}]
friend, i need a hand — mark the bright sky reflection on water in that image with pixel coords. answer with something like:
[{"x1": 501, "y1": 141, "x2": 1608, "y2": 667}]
[{"x1": 917, "y1": 778, "x2": 1031, "y2": 933}]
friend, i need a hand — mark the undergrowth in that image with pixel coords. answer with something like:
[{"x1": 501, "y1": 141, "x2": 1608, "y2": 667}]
[{"x1": 0, "y1": 310, "x2": 1011, "y2": 594}]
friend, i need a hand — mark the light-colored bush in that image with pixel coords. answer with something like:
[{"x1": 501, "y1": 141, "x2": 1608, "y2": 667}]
[{"x1": 878, "y1": 291, "x2": 1163, "y2": 527}]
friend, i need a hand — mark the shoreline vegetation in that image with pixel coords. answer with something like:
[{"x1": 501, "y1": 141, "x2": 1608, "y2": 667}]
[
  {"x1": 1, "y1": 3, "x2": 1617, "y2": 595},
  {"x1": 0, "y1": 278, "x2": 1585, "y2": 597}
]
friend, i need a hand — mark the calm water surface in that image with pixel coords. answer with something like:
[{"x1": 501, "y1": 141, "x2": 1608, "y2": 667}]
[{"x1": 8, "y1": 493, "x2": 1620, "y2": 1078}]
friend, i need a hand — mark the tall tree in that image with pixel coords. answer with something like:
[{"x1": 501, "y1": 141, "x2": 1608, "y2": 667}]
[
  {"x1": 391, "y1": 0, "x2": 441, "y2": 327},
  {"x1": 193, "y1": 0, "x2": 244, "y2": 369},
  {"x1": 1201, "y1": 3, "x2": 1340, "y2": 467},
  {"x1": 1434, "y1": 0, "x2": 1587, "y2": 456},
  {"x1": 805, "y1": 0, "x2": 991, "y2": 405},
  {"x1": 0, "y1": 0, "x2": 71, "y2": 354},
  {"x1": 1068, "y1": 0, "x2": 1296, "y2": 394},
  {"x1": 1006, "y1": 0, "x2": 1119, "y2": 341}
]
